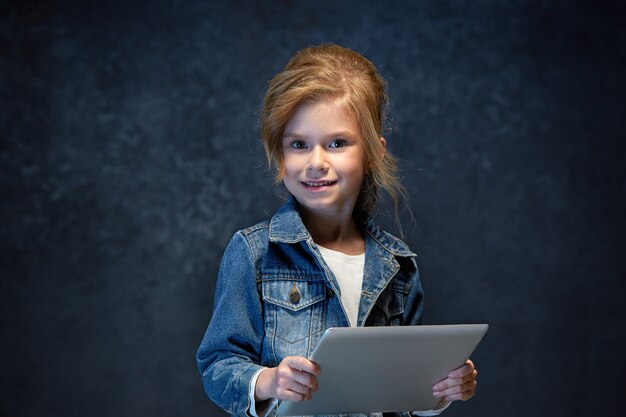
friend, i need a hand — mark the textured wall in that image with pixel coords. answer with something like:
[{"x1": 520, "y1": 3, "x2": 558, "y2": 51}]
[{"x1": 1, "y1": 1, "x2": 625, "y2": 416}]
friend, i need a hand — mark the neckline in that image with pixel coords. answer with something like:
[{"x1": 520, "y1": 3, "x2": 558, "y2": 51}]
[{"x1": 317, "y1": 244, "x2": 365, "y2": 262}]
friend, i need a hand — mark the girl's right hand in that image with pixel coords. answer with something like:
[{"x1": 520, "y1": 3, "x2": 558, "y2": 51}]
[{"x1": 255, "y1": 356, "x2": 321, "y2": 402}]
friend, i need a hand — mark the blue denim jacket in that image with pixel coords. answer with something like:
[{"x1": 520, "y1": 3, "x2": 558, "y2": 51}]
[{"x1": 196, "y1": 197, "x2": 425, "y2": 417}]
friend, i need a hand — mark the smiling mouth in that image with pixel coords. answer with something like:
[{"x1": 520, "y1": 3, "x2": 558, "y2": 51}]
[{"x1": 301, "y1": 180, "x2": 337, "y2": 188}]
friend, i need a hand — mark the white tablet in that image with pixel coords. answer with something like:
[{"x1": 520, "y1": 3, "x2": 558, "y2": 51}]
[{"x1": 276, "y1": 324, "x2": 488, "y2": 416}]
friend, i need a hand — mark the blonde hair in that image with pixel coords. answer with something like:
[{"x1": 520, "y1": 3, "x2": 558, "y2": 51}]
[{"x1": 260, "y1": 43, "x2": 406, "y2": 216}]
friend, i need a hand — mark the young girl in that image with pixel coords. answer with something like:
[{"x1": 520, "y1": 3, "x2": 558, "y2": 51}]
[{"x1": 196, "y1": 44, "x2": 478, "y2": 417}]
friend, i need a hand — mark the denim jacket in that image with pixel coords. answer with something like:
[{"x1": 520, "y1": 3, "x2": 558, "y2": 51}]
[{"x1": 196, "y1": 197, "x2": 425, "y2": 417}]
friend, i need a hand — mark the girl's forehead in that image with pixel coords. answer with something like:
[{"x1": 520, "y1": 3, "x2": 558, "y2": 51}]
[{"x1": 284, "y1": 98, "x2": 358, "y2": 136}]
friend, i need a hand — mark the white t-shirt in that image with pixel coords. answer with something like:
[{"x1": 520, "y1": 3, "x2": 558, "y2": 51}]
[{"x1": 317, "y1": 245, "x2": 365, "y2": 328}]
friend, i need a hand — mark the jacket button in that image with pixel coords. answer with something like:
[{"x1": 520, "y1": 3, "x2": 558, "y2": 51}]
[
  {"x1": 290, "y1": 284, "x2": 301, "y2": 304},
  {"x1": 326, "y1": 287, "x2": 334, "y2": 298}
]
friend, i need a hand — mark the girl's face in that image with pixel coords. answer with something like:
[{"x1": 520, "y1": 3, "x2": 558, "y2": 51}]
[{"x1": 281, "y1": 98, "x2": 367, "y2": 219}]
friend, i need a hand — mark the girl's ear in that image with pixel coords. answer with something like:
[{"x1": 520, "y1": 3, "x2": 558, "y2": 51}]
[
  {"x1": 379, "y1": 136, "x2": 387, "y2": 159},
  {"x1": 366, "y1": 136, "x2": 387, "y2": 174}
]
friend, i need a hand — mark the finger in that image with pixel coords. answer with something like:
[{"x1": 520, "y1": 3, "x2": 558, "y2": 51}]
[
  {"x1": 275, "y1": 371, "x2": 314, "y2": 400},
  {"x1": 282, "y1": 357, "x2": 320, "y2": 392},
  {"x1": 292, "y1": 368, "x2": 319, "y2": 392},
  {"x1": 284, "y1": 379, "x2": 314, "y2": 397},
  {"x1": 433, "y1": 369, "x2": 478, "y2": 393},
  {"x1": 447, "y1": 359, "x2": 475, "y2": 379},
  {"x1": 434, "y1": 380, "x2": 477, "y2": 402},
  {"x1": 275, "y1": 384, "x2": 312, "y2": 402},
  {"x1": 442, "y1": 383, "x2": 476, "y2": 402},
  {"x1": 285, "y1": 356, "x2": 321, "y2": 376}
]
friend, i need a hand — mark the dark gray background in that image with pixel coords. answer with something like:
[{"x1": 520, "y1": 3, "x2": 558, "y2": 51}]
[{"x1": 2, "y1": 1, "x2": 625, "y2": 416}]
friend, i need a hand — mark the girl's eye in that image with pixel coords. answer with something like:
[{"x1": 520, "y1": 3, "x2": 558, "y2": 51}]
[
  {"x1": 329, "y1": 139, "x2": 347, "y2": 148},
  {"x1": 289, "y1": 140, "x2": 307, "y2": 150}
]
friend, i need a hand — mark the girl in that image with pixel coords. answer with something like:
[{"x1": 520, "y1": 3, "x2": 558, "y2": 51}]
[{"x1": 196, "y1": 44, "x2": 478, "y2": 417}]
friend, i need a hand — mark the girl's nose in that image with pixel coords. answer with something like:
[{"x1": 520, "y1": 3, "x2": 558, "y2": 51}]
[{"x1": 307, "y1": 146, "x2": 328, "y2": 171}]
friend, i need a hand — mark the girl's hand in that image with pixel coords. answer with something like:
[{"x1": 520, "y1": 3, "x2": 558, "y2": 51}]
[
  {"x1": 432, "y1": 359, "x2": 478, "y2": 402},
  {"x1": 255, "y1": 356, "x2": 321, "y2": 402}
]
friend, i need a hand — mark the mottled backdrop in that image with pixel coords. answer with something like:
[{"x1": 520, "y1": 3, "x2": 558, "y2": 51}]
[{"x1": 1, "y1": 1, "x2": 625, "y2": 416}]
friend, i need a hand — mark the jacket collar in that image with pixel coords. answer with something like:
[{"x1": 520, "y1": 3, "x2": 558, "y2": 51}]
[
  {"x1": 356, "y1": 212, "x2": 416, "y2": 258},
  {"x1": 269, "y1": 196, "x2": 416, "y2": 258},
  {"x1": 268, "y1": 196, "x2": 311, "y2": 243}
]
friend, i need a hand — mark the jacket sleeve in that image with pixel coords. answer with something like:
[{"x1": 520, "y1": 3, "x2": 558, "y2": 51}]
[
  {"x1": 402, "y1": 257, "x2": 425, "y2": 326},
  {"x1": 196, "y1": 231, "x2": 266, "y2": 416}
]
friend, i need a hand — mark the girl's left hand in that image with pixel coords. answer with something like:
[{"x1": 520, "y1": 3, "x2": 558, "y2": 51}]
[{"x1": 432, "y1": 359, "x2": 478, "y2": 402}]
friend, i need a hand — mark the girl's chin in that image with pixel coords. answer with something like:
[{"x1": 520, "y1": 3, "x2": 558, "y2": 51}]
[{"x1": 294, "y1": 198, "x2": 355, "y2": 214}]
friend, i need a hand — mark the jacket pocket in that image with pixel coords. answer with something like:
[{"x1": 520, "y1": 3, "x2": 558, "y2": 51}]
[
  {"x1": 367, "y1": 280, "x2": 408, "y2": 326},
  {"x1": 261, "y1": 274, "x2": 326, "y2": 348}
]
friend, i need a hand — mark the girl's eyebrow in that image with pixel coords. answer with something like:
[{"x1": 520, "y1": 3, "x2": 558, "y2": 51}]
[
  {"x1": 282, "y1": 130, "x2": 355, "y2": 139},
  {"x1": 282, "y1": 132, "x2": 305, "y2": 139}
]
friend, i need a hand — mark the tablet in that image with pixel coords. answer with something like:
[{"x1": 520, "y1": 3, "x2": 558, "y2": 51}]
[{"x1": 276, "y1": 324, "x2": 488, "y2": 416}]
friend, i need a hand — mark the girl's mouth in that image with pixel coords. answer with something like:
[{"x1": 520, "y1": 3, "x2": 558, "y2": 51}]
[{"x1": 301, "y1": 180, "x2": 337, "y2": 189}]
